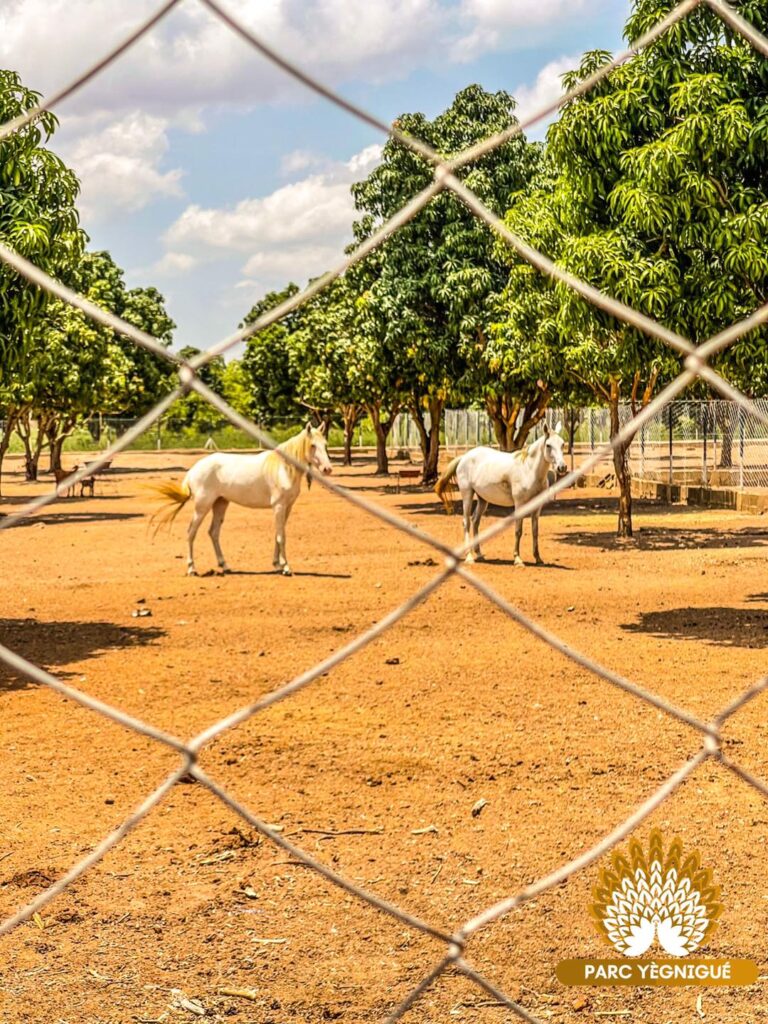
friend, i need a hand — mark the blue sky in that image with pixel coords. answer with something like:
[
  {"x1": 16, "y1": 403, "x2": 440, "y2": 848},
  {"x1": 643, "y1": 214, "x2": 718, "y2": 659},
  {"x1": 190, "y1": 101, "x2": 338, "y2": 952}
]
[{"x1": 2, "y1": 0, "x2": 632, "y2": 353}]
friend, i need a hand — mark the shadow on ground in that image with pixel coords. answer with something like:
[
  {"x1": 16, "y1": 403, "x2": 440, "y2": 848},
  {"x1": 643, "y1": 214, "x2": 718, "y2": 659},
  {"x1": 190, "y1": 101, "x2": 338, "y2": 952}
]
[
  {"x1": 622, "y1": 601, "x2": 768, "y2": 648},
  {"x1": 559, "y1": 526, "x2": 768, "y2": 551},
  {"x1": 0, "y1": 510, "x2": 141, "y2": 527},
  {"x1": 0, "y1": 617, "x2": 165, "y2": 693}
]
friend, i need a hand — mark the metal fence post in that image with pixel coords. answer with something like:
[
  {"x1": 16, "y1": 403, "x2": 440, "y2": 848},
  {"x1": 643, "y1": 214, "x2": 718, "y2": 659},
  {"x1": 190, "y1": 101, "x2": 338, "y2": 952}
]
[
  {"x1": 640, "y1": 422, "x2": 645, "y2": 479},
  {"x1": 702, "y1": 404, "x2": 708, "y2": 486},
  {"x1": 739, "y1": 405, "x2": 745, "y2": 491},
  {"x1": 668, "y1": 406, "x2": 674, "y2": 486}
]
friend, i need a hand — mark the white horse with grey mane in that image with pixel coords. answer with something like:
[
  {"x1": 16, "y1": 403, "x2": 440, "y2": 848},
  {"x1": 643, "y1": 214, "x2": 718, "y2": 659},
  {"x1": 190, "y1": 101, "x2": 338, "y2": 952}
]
[
  {"x1": 151, "y1": 423, "x2": 332, "y2": 576},
  {"x1": 434, "y1": 421, "x2": 568, "y2": 565}
]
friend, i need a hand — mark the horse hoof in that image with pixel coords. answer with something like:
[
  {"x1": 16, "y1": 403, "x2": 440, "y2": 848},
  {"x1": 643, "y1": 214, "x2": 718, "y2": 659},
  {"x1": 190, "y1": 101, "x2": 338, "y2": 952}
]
[
  {"x1": 513, "y1": 558, "x2": 525, "y2": 567},
  {"x1": 475, "y1": 554, "x2": 486, "y2": 562},
  {"x1": 187, "y1": 567, "x2": 198, "y2": 577},
  {"x1": 282, "y1": 566, "x2": 293, "y2": 577},
  {"x1": 219, "y1": 565, "x2": 231, "y2": 575}
]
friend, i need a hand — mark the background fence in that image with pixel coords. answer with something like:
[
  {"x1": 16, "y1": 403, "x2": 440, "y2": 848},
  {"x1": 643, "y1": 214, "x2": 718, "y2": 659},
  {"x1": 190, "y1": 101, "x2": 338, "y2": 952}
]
[
  {"x1": 4, "y1": 2, "x2": 768, "y2": 1023},
  {"x1": 392, "y1": 400, "x2": 768, "y2": 491}
]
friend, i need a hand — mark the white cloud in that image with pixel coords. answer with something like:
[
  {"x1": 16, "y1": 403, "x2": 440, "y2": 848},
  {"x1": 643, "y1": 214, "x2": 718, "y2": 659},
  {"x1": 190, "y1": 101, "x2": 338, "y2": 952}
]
[
  {"x1": 0, "y1": 0, "x2": 448, "y2": 119},
  {"x1": 152, "y1": 252, "x2": 199, "y2": 276},
  {"x1": 514, "y1": 54, "x2": 577, "y2": 124},
  {"x1": 454, "y1": 0, "x2": 598, "y2": 60},
  {"x1": 60, "y1": 112, "x2": 184, "y2": 220},
  {"x1": 1, "y1": 0, "x2": 605, "y2": 120},
  {"x1": 159, "y1": 144, "x2": 382, "y2": 288}
]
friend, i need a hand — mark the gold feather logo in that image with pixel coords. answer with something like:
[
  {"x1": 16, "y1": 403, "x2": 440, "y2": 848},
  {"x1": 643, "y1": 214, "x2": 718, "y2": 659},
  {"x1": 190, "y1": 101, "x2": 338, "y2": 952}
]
[{"x1": 590, "y1": 830, "x2": 723, "y2": 957}]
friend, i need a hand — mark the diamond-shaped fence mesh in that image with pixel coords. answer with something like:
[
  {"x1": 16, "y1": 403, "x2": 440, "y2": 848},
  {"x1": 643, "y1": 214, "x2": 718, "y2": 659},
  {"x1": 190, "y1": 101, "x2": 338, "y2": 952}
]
[{"x1": 3, "y1": 1, "x2": 768, "y2": 1020}]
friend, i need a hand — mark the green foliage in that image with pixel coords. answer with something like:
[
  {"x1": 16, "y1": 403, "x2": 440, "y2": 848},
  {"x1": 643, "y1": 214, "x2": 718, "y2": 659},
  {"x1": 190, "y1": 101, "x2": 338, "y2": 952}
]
[
  {"x1": 241, "y1": 284, "x2": 304, "y2": 423},
  {"x1": 164, "y1": 346, "x2": 250, "y2": 435},
  {"x1": 352, "y1": 85, "x2": 541, "y2": 408},
  {"x1": 0, "y1": 70, "x2": 85, "y2": 374}
]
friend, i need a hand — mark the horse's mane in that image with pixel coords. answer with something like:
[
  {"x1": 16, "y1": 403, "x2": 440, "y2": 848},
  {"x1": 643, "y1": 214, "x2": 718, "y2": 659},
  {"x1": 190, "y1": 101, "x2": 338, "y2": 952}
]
[
  {"x1": 263, "y1": 429, "x2": 313, "y2": 484},
  {"x1": 515, "y1": 434, "x2": 546, "y2": 462}
]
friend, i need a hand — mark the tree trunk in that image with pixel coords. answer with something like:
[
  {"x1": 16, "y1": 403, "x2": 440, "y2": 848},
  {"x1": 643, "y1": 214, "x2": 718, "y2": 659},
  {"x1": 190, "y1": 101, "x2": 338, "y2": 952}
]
[
  {"x1": 715, "y1": 403, "x2": 735, "y2": 468},
  {"x1": 16, "y1": 411, "x2": 42, "y2": 482},
  {"x1": 340, "y1": 403, "x2": 362, "y2": 467},
  {"x1": 0, "y1": 409, "x2": 19, "y2": 499},
  {"x1": 409, "y1": 395, "x2": 443, "y2": 485},
  {"x1": 367, "y1": 401, "x2": 397, "y2": 475},
  {"x1": 486, "y1": 394, "x2": 520, "y2": 451},
  {"x1": 49, "y1": 433, "x2": 67, "y2": 474},
  {"x1": 486, "y1": 386, "x2": 550, "y2": 451},
  {"x1": 609, "y1": 384, "x2": 633, "y2": 538}
]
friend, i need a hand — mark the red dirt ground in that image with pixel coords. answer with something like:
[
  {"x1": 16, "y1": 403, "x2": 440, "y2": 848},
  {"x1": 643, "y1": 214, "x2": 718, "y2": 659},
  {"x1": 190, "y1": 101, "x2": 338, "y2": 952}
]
[{"x1": 2, "y1": 449, "x2": 768, "y2": 1024}]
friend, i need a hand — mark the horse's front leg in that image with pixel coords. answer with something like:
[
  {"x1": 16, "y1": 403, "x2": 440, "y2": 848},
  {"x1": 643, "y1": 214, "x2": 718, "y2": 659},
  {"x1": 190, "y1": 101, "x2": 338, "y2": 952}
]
[
  {"x1": 272, "y1": 501, "x2": 293, "y2": 576},
  {"x1": 531, "y1": 510, "x2": 543, "y2": 565},
  {"x1": 513, "y1": 514, "x2": 525, "y2": 567},
  {"x1": 471, "y1": 498, "x2": 488, "y2": 561}
]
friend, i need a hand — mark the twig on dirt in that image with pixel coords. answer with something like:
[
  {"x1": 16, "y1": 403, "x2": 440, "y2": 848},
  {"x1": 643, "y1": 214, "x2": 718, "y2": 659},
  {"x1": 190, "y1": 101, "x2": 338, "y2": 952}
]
[
  {"x1": 298, "y1": 828, "x2": 383, "y2": 839},
  {"x1": 87, "y1": 968, "x2": 117, "y2": 984},
  {"x1": 198, "y1": 849, "x2": 237, "y2": 865},
  {"x1": 0, "y1": 851, "x2": 12, "y2": 864},
  {"x1": 696, "y1": 993, "x2": 704, "y2": 1018},
  {"x1": 452, "y1": 999, "x2": 507, "y2": 1009},
  {"x1": 412, "y1": 825, "x2": 438, "y2": 835},
  {"x1": 594, "y1": 1013, "x2": 632, "y2": 1018},
  {"x1": 218, "y1": 987, "x2": 259, "y2": 1001},
  {"x1": 251, "y1": 937, "x2": 288, "y2": 944}
]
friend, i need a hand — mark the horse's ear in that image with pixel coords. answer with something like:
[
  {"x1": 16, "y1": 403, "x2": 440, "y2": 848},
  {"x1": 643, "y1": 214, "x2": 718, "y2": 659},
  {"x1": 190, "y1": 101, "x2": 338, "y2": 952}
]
[
  {"x1": 318, "y1": 420, "x2": 328, "y2": 436},
  {"x1": 544, "y1": 422, "x2": 550, "y2": 437},
  {"x1": 554, "y1": 419, "x2": 563, "y2": 435},
  {"x1": 305, "y1": 421, "x2": 313, "y2": 433}
]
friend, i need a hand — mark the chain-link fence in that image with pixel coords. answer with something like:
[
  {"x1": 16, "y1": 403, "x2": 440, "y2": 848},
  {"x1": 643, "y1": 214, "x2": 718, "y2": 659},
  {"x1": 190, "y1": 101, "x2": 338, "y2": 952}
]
[{"x1": 4, "y1": 2, "x2": 768, "y2": 1022}]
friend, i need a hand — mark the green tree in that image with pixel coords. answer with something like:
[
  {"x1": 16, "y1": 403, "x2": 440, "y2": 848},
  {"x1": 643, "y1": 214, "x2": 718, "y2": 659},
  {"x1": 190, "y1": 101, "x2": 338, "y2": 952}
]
[
  {"x1": 5, "y1": 252, "x2": 175, "y2": 478},
  {"x1": 497, "y1": 1, "x2": 768, "y2": 536},
  {"x1": 0, "y1": 70, "x2": 84, "y2": 489},
  {"x1": 352, "y1": 85, "x2": 541, "y2": 481},
  {"x1": 241, "y1": 285, "x2": 305, "y2": 427},
  {"x1": 163, "y1": 345, "x2": 225, "y2": 436},
  {"x1": 45, "y1": 253, "x2": 174, "y2": 471}
]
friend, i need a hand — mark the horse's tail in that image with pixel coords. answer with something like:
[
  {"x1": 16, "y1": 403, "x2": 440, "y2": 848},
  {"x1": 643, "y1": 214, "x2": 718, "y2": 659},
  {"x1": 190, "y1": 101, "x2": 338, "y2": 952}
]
[
  {"x1": 434, "y1": 456, "x2": 462, "y2": 514},
  {"x1": 148, "y1": 478, "x2": 191, "y2": 534}
]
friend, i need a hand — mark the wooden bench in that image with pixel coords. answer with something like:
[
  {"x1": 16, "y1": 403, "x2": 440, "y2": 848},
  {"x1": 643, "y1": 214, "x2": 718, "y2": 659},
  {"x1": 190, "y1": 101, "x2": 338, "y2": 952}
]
[
  {"x1": 395, "y1": 467, "x2": 422, "y2": 493},
  {"x1": 77, "y1": 459, "x2": 113, "y2": 497}
]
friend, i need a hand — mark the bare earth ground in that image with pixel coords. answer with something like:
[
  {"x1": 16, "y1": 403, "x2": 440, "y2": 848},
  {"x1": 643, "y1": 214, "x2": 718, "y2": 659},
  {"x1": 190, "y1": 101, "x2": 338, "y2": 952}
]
[{"x1": 2, "y1": 449, "x2": 768, "y2": 1024}]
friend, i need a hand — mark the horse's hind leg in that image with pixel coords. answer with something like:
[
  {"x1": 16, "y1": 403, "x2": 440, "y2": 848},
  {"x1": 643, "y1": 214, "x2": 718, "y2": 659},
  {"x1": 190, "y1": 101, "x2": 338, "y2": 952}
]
[
  {"x1": 272, "y1": 501, "x2": 294, "y2": 576},
  {"x1": 461, "y1": 488, "x2": 475, "y2": 562},
  {"x1": 471, "y1": 498, "x2": 488, "y2": 561},
  {"x1": 187, "y1": 503, "x2": 210, "y2": 576},
  {"x1": 208, "y1": 497, "x2": 230, "y2": 573}
]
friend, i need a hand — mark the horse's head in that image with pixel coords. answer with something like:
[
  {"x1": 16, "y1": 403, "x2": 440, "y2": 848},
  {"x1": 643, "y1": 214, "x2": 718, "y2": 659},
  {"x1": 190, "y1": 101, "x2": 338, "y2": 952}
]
[
  {"x1": 306, "y1": 422, "x2": 333, "y2": 475},
  {"x1": 543, "y1": 420, "x2": 568, "y2": 477}
]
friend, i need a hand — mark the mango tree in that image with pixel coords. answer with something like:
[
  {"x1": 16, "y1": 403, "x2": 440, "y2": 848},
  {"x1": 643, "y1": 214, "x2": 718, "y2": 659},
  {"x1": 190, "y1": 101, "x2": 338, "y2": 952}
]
[
  {"x1": 0, "y1": 70, "x2": 84, "y2": 491},
  {"x1": 351, "y1": 85, "x2": 541, "y2": 482}
]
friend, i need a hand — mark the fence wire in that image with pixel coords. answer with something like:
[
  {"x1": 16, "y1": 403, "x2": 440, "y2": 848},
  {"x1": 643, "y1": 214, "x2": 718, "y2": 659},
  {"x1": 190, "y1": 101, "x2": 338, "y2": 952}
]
[{"x1": 2, "y1": 1, "x2": 768, "y2": 1020}]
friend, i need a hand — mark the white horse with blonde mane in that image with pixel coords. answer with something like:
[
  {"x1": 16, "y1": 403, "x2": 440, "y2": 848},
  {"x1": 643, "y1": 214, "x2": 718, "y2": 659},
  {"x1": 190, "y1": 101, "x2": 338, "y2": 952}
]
[
  {"x1": 435, "y1": 421, "x2": 568, "y2": 566},
  {"x1": 152, "y1": 423, "x2": 332, "y2": 576}
]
